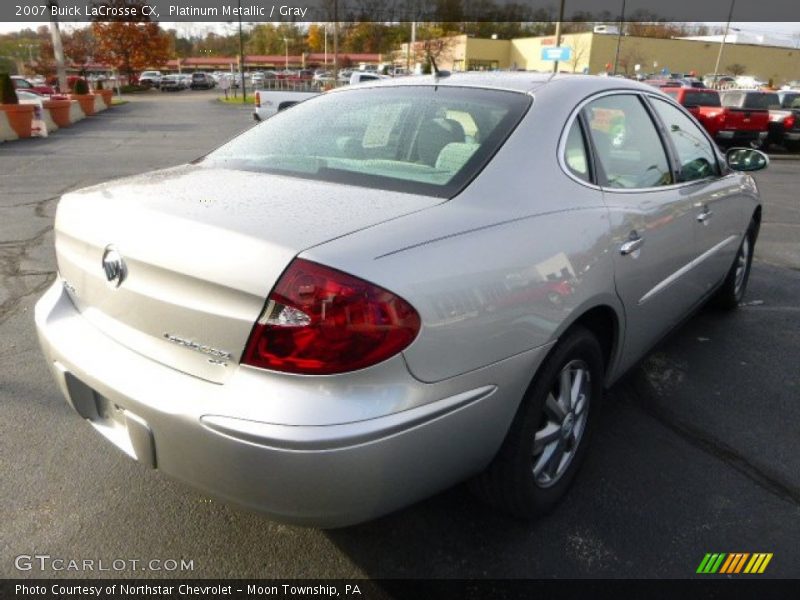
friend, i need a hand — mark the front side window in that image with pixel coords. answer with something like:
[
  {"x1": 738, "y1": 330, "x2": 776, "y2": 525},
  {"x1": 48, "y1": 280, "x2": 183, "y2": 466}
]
[
  {"x1": 203, "y1": 86, "x2": 531, "y2": 198},
  {"x1": 651, "y1": 98, "x2": 720, "y2": 182},
  {"x1": 583, "y1": 94, "x2": 672, "y2": 189}
]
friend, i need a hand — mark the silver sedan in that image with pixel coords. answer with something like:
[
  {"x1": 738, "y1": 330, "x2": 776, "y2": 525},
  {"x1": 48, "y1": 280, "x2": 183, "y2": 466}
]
[{"x1": 35, "y1": 73, "x2": 766, "y2": 526}]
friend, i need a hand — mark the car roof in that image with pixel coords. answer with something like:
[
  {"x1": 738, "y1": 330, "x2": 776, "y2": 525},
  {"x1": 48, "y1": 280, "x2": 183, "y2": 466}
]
[{"x1": 328, "y1": 72, "x2": 653, "y2": 96}]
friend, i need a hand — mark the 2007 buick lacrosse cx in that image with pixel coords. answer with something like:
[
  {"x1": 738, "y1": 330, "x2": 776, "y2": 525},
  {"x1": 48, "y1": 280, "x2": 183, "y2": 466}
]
[{"x1": 36, "y1": 73, "x2": 766, "y2": 526}]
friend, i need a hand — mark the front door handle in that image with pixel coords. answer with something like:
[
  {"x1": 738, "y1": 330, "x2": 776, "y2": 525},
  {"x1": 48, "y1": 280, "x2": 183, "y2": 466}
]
[
  {"x1": 620, "y1": 234, "x2": 644, "y2": 256},
  {"x1": 697, "y1": 209, "x2": 714, "y2": 223}
]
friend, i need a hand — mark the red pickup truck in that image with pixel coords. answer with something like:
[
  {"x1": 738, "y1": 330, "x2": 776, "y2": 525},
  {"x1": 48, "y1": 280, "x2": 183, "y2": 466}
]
[{"x1": 662, "y1": 87, "x2": 769, "y2": 148}]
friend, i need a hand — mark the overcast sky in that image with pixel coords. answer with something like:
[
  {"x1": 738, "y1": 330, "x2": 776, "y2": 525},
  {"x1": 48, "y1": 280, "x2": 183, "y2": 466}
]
[{"x1": 2, "y1": 20, "x2": 800, "y2": 41}]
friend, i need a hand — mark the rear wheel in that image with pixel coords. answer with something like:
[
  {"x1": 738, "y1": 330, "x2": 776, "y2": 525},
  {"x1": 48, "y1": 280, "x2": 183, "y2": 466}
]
[
  {"x1": 470, "y1": 326, "x2": 603, "y2": 518},
  {"x1": 711, "y1": 220, "x2": 756, "y2": 309}
]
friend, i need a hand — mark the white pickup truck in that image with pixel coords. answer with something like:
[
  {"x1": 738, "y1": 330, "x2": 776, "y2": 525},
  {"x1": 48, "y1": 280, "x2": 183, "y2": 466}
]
[
  {"x1": 252, "y1": 73, "x2": 393, "y2": 121},
  {"x1": 253, "y1": 90, "x2": 319, "y2": 121}
]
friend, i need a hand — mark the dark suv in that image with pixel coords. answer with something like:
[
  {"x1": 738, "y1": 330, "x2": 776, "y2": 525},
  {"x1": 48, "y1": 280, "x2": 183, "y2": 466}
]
[{"x1": 190, "y1": 72, "x2": 215, "y2": 90}]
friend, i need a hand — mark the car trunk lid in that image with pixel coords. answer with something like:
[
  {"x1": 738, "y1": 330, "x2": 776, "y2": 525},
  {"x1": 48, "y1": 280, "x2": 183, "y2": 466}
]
[{"x1": 54, "y1": 165, "x2": 439, "y2": 383}]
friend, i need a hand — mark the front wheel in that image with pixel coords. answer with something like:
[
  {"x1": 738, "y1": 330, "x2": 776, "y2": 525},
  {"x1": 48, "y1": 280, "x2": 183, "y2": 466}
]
[{"x1": 470, "y1": 326, "x2": 604, "y2": 518}]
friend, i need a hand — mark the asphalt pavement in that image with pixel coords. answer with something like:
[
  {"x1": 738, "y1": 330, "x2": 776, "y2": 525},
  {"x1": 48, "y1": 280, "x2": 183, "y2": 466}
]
[{"x1": 0, "y1": 90, "x2": 798, "y2": 579}]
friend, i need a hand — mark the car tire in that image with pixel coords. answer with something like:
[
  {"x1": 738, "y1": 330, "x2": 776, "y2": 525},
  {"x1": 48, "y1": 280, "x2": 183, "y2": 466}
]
[
  {"x1": 711, "y1": 220, "x2": 756, "y2": 310},
  {"x1": 470, "y1": 326, "x2": 603, "y2": 518},
  {"x1": 786, "y1": 141, "x2": 800, "y2": 153}
]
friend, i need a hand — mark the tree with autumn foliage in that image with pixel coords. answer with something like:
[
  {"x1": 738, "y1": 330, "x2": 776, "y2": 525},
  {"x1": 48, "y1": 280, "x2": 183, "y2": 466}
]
[{"x1": 90, "y1": 1, "x2": 169, "y2": 81}]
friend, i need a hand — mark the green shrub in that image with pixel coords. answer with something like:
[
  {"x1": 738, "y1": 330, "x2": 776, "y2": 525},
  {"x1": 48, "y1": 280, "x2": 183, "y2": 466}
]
[
  {"x1": 119, "y1": 84, "x2": 148, "y2": 93},
  {"x1": 0, "y1": 72, "x2": 19, "y2": 104},
  {"x1": 73, "y1": 78, "x2": 89, "y2": 95}
]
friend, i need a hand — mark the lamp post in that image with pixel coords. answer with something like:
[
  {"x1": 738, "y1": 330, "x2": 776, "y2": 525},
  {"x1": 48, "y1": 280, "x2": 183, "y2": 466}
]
[
  {"x1": 612, "y1": 0, "x2": 627, "y2": 75},
  {"x1": 237, "y1": 0, "x2": 246, "y2": 101},
  {"x1": 283, "y1": 37, "x2": 289, "y2": 71},
  {"x1": 713, "y1": 0, "x2": 737, "y2": 84},
  {"x1": 552, "y1": 0, "x2": 565, "y2": 74}
]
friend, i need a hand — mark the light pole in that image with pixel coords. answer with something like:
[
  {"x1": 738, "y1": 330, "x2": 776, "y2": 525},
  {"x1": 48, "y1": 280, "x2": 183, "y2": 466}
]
[
  {"x1": 613, "y1": 0, "x2": 627, "y2": 75},
  {"x1": 713, "y1": 0, "x2": 737, "y2": 84},
  {"x1": 237, "y1": 0, "x2": 246, "y2": 101},
  {"x1": 283, "y1": 37, "x2": 289, "y2": 71},
  {"x1": 552, "y1": 0, "x2": 565, "y2": 74}
]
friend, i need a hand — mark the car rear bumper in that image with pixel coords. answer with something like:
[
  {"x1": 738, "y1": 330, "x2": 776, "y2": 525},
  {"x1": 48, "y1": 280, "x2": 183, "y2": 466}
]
[
  {"x1": 35, "y1": 280, "x2": 543, "y2": 527},
  {"x1": 715, "y1": 130, "x2": 767, "y2": 144}
]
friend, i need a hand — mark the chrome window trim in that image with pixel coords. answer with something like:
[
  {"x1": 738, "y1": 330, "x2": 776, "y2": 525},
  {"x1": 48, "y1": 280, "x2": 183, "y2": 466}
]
[{"x1": 557, "y1": 88, "x2": 729, "y2": 195}]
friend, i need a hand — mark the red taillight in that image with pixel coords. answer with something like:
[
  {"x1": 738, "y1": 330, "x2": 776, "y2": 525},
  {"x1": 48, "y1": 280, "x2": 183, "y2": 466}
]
[
  {"x1": 242, "y1": 259, "x2": 421, "y2": 375},
  {"x1": 784, "y1": 115, "x2": 796, "y2": 130},
  {"x1": 255, "y1": 92, "x2": 260, "y2": 108}
]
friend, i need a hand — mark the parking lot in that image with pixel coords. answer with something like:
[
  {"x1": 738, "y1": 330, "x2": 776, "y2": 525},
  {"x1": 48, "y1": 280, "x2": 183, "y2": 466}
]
[{"x1": 1, "y1": 91, "x2": 798, "y2": 579}]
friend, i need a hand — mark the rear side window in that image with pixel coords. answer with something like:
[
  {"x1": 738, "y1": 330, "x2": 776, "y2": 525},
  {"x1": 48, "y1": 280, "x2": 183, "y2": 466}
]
[
  {"x1": 583, "y1": 94, "x2": 672, "y2": 189},
  {"x1": 721, "y1": 92, "x2": 742, "y2": 107},
  {"x1": 650, "y1": 98, "x2": 720, "y2": 182},
  {"x1": 204, "y1": 86, "x2": 531, "y2": 198},
  {"x1": 781, "y1": 93, "x2": 800, "y2": 109},
  {"x1": 741, "y1": 93, "x2": 780, "y2": 109},
  {"x1": 564, "y1": 120, "x2": 591, "y2": 183}
]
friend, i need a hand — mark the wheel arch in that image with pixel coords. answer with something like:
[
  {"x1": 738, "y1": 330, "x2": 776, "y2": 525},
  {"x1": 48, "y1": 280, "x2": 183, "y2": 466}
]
[{"x1": 547, "y1": 298, "x2": 625, "y2": 388}]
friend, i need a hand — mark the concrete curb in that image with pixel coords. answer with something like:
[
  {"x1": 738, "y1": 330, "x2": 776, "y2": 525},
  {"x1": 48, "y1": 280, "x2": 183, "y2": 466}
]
[{"x1": 767, "y1": 154, "x2": 800, "y2": 161}]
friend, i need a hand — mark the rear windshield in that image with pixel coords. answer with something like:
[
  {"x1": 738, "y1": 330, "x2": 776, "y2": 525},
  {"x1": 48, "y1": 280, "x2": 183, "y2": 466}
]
[
  {"x1": 203, "y1": 86, "x2": 531, "y2": 198},
  {"x1": 667, "y1": 90, "x2": 721, "y2": 107},
  {"x1": 724, "y1": 93, "x2": 781, "y2": 110}
]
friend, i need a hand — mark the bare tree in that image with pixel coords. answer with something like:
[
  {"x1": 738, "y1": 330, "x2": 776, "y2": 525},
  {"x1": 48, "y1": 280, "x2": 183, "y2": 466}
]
[
  {"x1": 567, "y1": 35, "x2": 590, "y2": 73},
  {"x1": 726, "y1": 63, "x2": 747, "y2": 76}
]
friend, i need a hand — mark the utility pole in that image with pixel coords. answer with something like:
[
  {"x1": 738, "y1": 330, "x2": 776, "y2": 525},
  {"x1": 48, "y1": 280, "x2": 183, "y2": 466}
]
[
  {"x1": 47, "y1": 1, "x2": 67, "y2": 93},
  {"x1": 713, "y1": 0, "x2": 736, "y2": 84},
  {"x1": 612, "y1": 0, "x2": 626, "y2": 75},
  {"x1": 238, "y1": 0, "x2": 246, "y2": 101},
  {"x1": 332, "y1": 0, "x2": 339, "y2": 84},
  {"x1": 552, "y1": 0, "x2": 565, "y2": 74}
]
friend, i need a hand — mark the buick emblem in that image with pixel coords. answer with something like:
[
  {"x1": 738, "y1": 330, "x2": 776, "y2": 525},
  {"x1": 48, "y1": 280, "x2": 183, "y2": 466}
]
[{"x1": 101, "y1": 245, "x2": 126, "y2": 288}]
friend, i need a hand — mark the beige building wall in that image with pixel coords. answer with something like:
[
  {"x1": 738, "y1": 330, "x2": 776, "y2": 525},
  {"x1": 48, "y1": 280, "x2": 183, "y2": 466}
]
[
  {"x1": 402, "y1": 33, "x2": 800, "y2": 85},
  {"x1": 587, "y1": 35, "x2": 800, "y2": 83},
  {"x1": 511, "y1": 33, "x2": 594, "y2": 73}
]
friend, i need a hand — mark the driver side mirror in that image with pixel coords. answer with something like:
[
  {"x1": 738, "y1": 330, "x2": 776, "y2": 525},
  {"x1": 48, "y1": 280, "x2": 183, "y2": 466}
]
[{"x1": 726, "y1": 147, "x2": 769, "y2": 172}]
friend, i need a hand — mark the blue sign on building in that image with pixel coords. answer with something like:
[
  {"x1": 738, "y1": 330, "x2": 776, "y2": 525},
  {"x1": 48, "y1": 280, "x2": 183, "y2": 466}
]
[{"x1": 541, "y1": 46, "x2": 573, "y2": 61}]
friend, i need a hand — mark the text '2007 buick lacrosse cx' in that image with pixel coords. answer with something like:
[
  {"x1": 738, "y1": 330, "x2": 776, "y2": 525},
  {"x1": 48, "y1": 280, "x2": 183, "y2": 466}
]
[{"x1": 36, "y1": 73, "x2": 767, "y2": 527}]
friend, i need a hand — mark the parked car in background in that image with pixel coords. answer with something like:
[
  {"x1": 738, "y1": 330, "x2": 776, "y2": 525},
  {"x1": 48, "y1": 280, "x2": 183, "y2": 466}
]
[
  {"x1": 720, "y1": 90, "x2": 794, "y2": 149},
  {"x1": 703, "y1": 74, "x2": 736, "y2": 87},
  {"x1": 138, "y1": 71, "x2": 162, "y2": 88},
  {"x1": 664, "y1": 87, "x2": 769, "y2": 148},
  {"x1": 190, "y1": 72, "x2": 216, "y2": 90},
  {"x1": 775, "y1": 91, "x2": 800, "y2": 151},
  {"x1": 159, "y1": 75, "x2": 185, "y2": 92},
  {"x1": 36, "y1": 74, "x2": 766, "y2": 527},
  {"x1": 349, "y1": 72, "x2": 391, "y2": 85},
  {"x1": 11, "y1": 75, "x2": 55, "y2": 96},
  {"x1": 253, "y1": 89, "x2": 318, "y2": 121}
]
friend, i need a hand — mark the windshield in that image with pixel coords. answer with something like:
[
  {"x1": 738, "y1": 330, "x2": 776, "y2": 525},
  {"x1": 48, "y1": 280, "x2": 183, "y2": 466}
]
[{"x1": 203, "y1": 86, "x2": 531, "y2": 198}]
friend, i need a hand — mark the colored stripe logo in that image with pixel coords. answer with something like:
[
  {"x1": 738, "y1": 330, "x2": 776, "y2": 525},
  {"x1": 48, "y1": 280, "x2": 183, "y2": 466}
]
[{"x1": 696, "y1": 553, "x2": 773, "y2": 574}]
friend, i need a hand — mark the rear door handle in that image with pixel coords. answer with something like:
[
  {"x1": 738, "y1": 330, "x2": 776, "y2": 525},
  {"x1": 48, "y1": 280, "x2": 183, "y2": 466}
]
[{"x1": 620, "y1": 235, "x2": 644, "y2": 255}]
